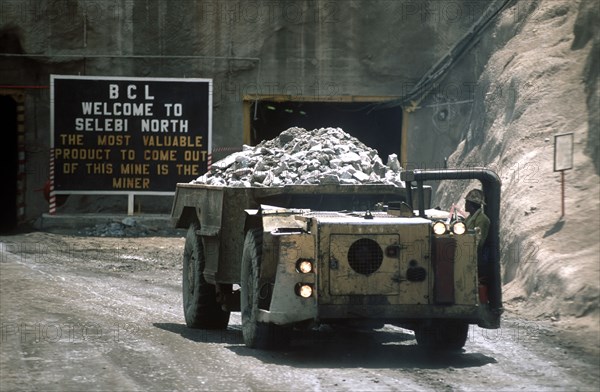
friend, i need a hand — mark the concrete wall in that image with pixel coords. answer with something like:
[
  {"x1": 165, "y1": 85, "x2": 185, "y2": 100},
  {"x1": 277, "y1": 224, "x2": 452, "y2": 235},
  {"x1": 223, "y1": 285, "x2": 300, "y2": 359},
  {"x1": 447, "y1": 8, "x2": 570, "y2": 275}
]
[{"x1": 0, "y1": 0, "x2": 490, "y2": 223}]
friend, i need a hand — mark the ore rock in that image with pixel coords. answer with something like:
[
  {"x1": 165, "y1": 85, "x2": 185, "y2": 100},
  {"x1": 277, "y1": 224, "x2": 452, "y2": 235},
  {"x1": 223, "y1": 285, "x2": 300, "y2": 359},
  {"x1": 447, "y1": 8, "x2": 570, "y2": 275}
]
[
  {"x1": 387, "y1": 153, "x2": 401, "y2": 172},
  {"x1": 192, "y1": 127, "x2": 405, "y2": 187}
]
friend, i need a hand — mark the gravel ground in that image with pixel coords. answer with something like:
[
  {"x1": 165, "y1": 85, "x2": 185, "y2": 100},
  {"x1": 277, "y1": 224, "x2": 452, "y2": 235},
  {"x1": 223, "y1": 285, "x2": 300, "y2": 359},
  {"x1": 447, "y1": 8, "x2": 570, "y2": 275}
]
[{"x1": 1, "y1": 231, "x2": 598, "y2": 391}]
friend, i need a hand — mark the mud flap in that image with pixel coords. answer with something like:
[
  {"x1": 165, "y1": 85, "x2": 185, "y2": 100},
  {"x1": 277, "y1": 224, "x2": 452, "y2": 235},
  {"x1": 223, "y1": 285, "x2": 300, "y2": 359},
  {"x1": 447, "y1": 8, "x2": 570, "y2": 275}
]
[{"x1": 432, "y1": 237, "x2": 455, "y2": 305}]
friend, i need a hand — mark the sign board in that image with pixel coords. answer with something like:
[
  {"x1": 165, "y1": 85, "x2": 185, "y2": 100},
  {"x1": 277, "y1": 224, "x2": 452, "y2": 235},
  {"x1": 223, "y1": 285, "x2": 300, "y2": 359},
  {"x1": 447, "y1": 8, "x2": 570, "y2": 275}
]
[
  {"x1": 50, "y1": 75, "x2": 212, "y2": 194},
  {"x1": 554, "y1": 132, "x2": 574, "y2": 172}
]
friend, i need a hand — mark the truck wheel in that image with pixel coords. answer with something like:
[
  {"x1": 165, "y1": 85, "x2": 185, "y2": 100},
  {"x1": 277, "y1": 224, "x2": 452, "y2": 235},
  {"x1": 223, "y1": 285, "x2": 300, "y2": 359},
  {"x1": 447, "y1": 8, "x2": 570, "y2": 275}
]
[
  {"x1": 415, "y1": 320, "x2": 469, "y2": 351},
  {"x1": 241, "y1": 228, "x2": 290, "y2": 349},
  {"x1": 182, "y1": 223, "x2": 230, "y2": 329}
]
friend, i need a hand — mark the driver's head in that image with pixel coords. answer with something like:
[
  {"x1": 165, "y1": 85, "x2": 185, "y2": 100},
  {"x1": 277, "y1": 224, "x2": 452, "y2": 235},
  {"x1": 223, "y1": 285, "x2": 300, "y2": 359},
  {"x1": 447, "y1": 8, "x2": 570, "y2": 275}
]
[{"x1": 465, "y1": 189, "x2": 485, "y2": 214}]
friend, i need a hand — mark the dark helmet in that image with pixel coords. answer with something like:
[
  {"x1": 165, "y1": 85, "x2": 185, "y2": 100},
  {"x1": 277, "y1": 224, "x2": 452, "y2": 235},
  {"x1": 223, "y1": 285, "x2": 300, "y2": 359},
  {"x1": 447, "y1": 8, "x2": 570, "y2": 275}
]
[{"x1": 465, "y1": 189, "x2": 486, "y2": 206}]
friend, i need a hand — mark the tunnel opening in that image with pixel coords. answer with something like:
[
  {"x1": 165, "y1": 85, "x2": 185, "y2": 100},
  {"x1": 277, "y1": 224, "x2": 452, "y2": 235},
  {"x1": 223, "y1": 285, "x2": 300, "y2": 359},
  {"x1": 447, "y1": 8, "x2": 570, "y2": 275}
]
[
  {"x1": 247, "y1": 99, "x2": 404, "y2": 162},
  {"x1": 0, "y1": 95, "x2": 18, "y2": 232}
]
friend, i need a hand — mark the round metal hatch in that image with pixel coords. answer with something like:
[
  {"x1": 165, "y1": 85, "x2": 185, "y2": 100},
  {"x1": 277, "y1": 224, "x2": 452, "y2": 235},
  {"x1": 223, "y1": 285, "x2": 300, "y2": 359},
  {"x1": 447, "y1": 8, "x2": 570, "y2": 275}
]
[{"x1": 347, "y1": 238, "x2": 383, "y2": 275}]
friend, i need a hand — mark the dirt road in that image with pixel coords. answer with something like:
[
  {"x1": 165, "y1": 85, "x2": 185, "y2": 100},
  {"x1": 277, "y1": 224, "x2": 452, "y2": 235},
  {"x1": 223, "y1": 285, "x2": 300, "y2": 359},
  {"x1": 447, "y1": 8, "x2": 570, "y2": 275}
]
[{"x1": 1, "y1": 232, "x2": 598, "y2": 391}]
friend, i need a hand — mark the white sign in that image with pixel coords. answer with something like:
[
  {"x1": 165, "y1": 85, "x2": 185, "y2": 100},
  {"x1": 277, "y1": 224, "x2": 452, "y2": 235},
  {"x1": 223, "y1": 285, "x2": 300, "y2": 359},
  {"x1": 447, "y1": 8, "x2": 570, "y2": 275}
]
[{"x1": 554, "y1": 133, "x2": 574, "y2": 172}]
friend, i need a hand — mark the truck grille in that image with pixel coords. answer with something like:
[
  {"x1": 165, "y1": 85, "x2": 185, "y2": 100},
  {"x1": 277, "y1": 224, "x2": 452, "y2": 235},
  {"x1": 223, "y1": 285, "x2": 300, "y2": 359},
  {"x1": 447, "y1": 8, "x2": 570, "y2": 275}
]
[{"x1": 347, "y1": 238, "x2": 383, "y2": 275}]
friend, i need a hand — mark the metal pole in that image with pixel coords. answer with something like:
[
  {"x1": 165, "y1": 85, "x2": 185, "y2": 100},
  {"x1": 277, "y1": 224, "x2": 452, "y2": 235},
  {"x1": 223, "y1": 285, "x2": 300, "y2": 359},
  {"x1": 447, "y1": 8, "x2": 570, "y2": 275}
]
[
  {"x1": 128, "y1": 194, "x2": 134, "y2": 216},
  {"x1": 561, "y1": 170, "x2": 565, "y2": 217}
]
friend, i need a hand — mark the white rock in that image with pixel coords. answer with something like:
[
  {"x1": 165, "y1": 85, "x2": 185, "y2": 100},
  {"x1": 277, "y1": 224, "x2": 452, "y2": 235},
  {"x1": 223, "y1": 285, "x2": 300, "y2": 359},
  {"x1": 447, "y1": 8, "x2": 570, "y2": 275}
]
[
  {"x1": 194, "y1": 127, "x2": 404, "y2": 188},
  {"x1": 352, "y1": 170, "x2": 370, "y2": 182},
  {"x1": 310, "y1": 143, "x2": 322, "y2": 151},
  {"x1": 387, "y1": 153, "x2": 401, "y2": 172},
  {"x1": 340, "y1": 151, "x2": 361, "y2": 164}
]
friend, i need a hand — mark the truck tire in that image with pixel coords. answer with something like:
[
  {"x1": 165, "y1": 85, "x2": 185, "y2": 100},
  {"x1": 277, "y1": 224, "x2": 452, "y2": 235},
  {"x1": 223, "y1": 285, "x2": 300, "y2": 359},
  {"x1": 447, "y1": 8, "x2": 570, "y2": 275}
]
[
  {"x1": 415, "y1": 320, "x2": 469, "y2": 351},
  {"x1": 241, "y1": 228, "x2": 290, "y2": 349},
  {"x1": 182, "y1": 223, "x2": 230, "y2": 329}
]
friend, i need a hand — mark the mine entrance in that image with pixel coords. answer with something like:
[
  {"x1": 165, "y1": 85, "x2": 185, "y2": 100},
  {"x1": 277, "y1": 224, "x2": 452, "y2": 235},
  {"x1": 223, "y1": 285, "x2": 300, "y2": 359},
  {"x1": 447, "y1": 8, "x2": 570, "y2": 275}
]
[
  {"x1": 246, "y1": 99, "x2": 405, "y2": 163},
  {"x1": 0, "y1": 95, "x2": 18, "y2": 232}
]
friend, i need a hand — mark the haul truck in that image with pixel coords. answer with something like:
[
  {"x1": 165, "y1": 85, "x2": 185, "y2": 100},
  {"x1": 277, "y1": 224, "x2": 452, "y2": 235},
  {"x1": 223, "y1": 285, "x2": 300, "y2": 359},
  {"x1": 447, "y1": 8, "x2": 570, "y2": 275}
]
[{"x1": 171, "y1": 169, "x2": 502, "y2": 350}]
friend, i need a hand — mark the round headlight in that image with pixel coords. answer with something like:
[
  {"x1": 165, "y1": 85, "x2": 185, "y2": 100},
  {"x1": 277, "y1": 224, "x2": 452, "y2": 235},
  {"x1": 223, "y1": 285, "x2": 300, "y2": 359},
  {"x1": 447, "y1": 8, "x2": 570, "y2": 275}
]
[
  {"x1": 296, "y1": 284, "x2": 313, "y2": 298},
  {"x1": 432, "y1": 221, "x2": 447, "y2": 235},
  {"x1": 296, "y1": 259, "x2": 313, "y2": 274},
  {"x1": 452, "y1": 221, "x2": 466, "y2": 235}
]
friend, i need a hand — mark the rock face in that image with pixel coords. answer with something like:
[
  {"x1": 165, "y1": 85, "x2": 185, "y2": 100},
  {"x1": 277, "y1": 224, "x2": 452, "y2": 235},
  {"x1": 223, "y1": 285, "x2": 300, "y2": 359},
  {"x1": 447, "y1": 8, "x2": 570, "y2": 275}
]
[
  {"x1": 192, "y1": 127, "x2": 404, "y2": 187},
  {"x1": 437, "y1": 0, "x2": 599, "y2": 325}
]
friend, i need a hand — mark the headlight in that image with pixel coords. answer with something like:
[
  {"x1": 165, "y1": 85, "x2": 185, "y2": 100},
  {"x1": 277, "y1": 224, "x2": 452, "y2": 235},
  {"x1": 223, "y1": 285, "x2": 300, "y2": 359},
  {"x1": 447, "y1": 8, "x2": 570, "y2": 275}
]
[
  {"x1": 295, "y1": 283, "x2": 313, "y2": 298},
  {"x1": 296, "y1": 259, "x2": 313, "y2": 273},
  {"x1": 452, "y1": 221, "x2": 466, "y2": 235},
  {"x1": 432, "y1": 221, "x2": 447, "y2": 235}
]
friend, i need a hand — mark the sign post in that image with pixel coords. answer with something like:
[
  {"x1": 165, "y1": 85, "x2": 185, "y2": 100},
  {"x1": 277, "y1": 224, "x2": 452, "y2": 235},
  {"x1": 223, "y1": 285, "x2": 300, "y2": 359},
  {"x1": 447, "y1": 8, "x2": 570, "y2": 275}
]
[
  {"x1": 50, "y1": 75, "x2": 212, "y2": 215},
  {"x1": 553, "y1": 132, "x2": 574, "y2": 218}
]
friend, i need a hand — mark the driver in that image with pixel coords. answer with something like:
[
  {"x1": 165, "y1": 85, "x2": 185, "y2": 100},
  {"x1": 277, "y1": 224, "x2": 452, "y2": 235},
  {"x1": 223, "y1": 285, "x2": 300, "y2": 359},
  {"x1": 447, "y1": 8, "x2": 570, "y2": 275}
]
[
  {"x1": 464, "y1": 188, "x2": 490, "y2": 250},
  {"x1": 464, "y1": 189, "x2": 491, "y2": 289}
]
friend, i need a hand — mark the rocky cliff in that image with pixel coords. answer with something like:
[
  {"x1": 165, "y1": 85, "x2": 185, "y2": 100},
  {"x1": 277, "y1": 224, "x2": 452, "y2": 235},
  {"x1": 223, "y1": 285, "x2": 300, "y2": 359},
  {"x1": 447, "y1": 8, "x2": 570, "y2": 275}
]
[{"x1": 437, "y1": 0, "x2": 599, "y2": 329}]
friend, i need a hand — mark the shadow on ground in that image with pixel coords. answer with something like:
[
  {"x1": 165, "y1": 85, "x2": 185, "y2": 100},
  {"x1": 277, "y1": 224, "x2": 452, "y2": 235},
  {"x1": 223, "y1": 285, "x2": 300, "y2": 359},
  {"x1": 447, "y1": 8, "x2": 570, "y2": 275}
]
[
  {"x1": 543, "y1": 219, "x2": 565, "y2": 238},
  {"x1": 154, "y1": 322, "x2": 497, "y2": 370}
]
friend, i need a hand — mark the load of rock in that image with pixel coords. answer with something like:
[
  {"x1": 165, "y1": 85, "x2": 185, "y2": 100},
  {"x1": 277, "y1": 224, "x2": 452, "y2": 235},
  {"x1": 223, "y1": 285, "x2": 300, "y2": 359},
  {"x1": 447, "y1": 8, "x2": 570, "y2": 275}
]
[{"x1": 192, "y1": 127, "x2": 404, "y2": 187}]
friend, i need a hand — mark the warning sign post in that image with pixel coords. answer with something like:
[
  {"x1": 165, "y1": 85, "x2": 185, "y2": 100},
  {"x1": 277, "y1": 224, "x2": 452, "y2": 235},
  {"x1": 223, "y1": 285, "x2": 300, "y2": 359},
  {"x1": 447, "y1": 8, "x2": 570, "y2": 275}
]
[
  {"x1": 50, "y1": 75, "x2": 212, "y2": 214},
  {"x1": 554, "y1": 132, "x2": 574, "y2": 218}
]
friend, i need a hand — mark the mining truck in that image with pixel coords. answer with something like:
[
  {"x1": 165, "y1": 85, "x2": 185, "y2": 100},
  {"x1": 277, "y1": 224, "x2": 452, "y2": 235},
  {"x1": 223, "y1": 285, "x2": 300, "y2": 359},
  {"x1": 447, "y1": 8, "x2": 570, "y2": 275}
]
[{"x1": 171, "y1": 169, "x2": 502, "y2": 350}]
